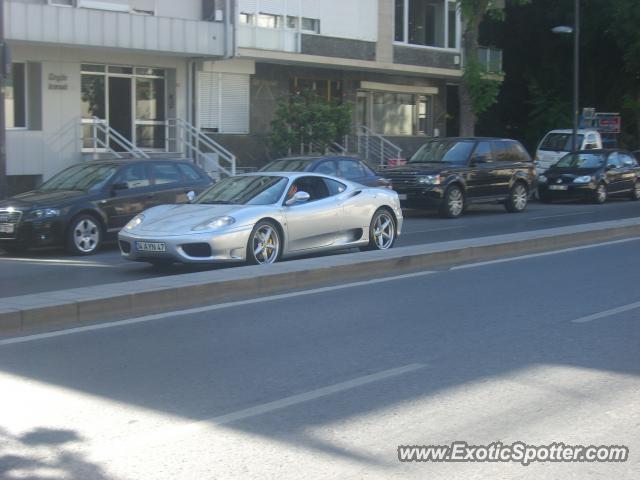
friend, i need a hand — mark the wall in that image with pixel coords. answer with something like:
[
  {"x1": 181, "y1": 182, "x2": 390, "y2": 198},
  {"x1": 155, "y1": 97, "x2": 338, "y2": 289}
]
[{"x1": 6, "y1": 43, "x2": 190, "y2": 181}]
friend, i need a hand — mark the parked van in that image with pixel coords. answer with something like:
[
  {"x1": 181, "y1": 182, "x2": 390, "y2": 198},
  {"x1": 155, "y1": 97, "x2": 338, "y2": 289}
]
[{"x1": 535, "y1": 129, "x2": 602, "y2": 174}]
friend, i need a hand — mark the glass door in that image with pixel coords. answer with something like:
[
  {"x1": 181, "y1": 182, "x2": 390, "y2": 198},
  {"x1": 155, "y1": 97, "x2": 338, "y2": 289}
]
[
  {"x1": 135, "y1": 69, "x2": 166, "y2": 150},
  {"x1": 108, "y1": 76, "x2": 133, "y2": 150}
]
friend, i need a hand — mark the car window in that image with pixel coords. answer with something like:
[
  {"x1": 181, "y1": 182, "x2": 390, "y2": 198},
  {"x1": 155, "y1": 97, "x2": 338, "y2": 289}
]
[
  {"x1": 409, "y1": 140, "x2": 474, "y2": 164},
  {"x1": 314, "y1": 160, "x2": 338, "y2": 176},
  {"x1": 324, "y1": 178, "x2": 347, "y2": 195},
  {"x1": 491, "y1": 142, "x2": 508, "y2": 162},
  {"x1": 607, "y1": 153, "x2": 623, "y2": 168},
  {"x1": 289, "y1": 176, "x2": 330, "y2": 202},
  {"x1": 152, "y1": 163, "x2": 182, "y2": 185},
  {"x1": 556, "y1": 152, "x2": 606, "y2": 169},
  {"x1": 504, "y1": 141, "x2": 531, "y2": 162},
  {"x1": 41, "y1": 164, "x2": 119, "y2": 192},
  {"x1": 539, "y1": 133, "x2": 585, "y2": 152},
  {"x1": 472, "y1": 142, "x2": 493, "y2": 163},
  {"x1": 338, "y1": 160, "x2": 365, "y2": 179},
  {"x1": 198, "y1": 176, "x2": 288, "y2": 205},
  {"x1": 620, "y1": 153, "x2": 637, "y2": 167},
  {"x1": 261, "y1": 158, "x2": 315, "y2": 172},
  {"x1": 176, "y1": 163, "x2": 202, "y2": 181},
  {"x1": 113, "y1": 163, "x2": 151, "y2": 189}
]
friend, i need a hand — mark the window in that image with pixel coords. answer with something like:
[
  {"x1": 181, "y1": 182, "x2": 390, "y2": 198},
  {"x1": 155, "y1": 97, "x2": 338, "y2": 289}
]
[
  {"x1": 491, "y1": 141, "x2": 507, "y2": 162},
  {"x1": 338, "y1": 160, "x2": 365, "y2": 179},
  {"x1": 368, "y1": 92, "x2": 432, "y2": 136},
  {"x1": 395, "y1": 0, "x2": 459, "y2": 49},
  {"x1": 620, "y1": 153, "x2": 637, "y2": 167},
  {"x1": 239, "y1": 12, "x2": 254, "y2": 24},
  {"x1": 291, "y1": 78, "x2": 342, "y2": 103},
  {"x1": 301, "y1": 17, "x2": 320, "y2": 33},
  {"x1": 113, "y1": 164, "x2": 151, "y2": 189},
  {"x1": 151, "y1": 163, "x2": 182, "y2": 185},
  {"x1": 48, "y1": 0, "x2": 74, "y2": 5},
  {"x1": 314, "y1": 161, "x2": 338, "y2": 176},
  {"x1": 291, "y1": 177, "x2": 330, "y2": 202},
  {"x1": 324, "y1": 178, "x2": 347, "y2": 196},
  {"x1": 607, "y1": 153, "x2": 623, "y2": 169},
  {"x1": 286, "y1": 16, "x2": 298, "y2": 29},
  {"x1": 257, "y1": 13, "x2": 279, "y2": 28},
  {"x1": 177, "y1": 163, "x2": 203, "y2": 181},
  {"x1": 472, "y1": 142, "x2": 493, "y2": 163},
  {"x1": 5, "y1": 63, "x2": 26, "y2": 128},
  {"x1": 198, "y1": 72, "x2": 250, "y2": 134}
]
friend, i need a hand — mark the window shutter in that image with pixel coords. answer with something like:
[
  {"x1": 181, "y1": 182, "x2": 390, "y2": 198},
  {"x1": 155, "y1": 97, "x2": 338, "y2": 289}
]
[
  {"x1": 220, "y1": 74, "x2": 250, "y2": 134},
  {"x1": 198, "y1": 71, "x2": 220, "y2": 131}
]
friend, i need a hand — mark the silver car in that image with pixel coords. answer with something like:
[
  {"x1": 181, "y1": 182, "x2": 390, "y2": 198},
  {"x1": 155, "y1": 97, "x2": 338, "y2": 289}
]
[{"x1": 118, "y1": 172, "x2": 403, "y2": 265}]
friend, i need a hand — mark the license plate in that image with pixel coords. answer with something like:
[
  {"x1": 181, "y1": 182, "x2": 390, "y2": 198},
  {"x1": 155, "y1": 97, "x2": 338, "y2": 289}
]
[
  {"x1": 397, "y1": 193, "x2": 408, "y2": 200},
  {"x1": 549, "y1": 185, "x2": 568, "y2": 191},
  {"x1": 0, "y1": 223, "x2": 14, "y2": 234},
  {"x1": 136, "y1": 241, "x2": 166, "y2": 252}
]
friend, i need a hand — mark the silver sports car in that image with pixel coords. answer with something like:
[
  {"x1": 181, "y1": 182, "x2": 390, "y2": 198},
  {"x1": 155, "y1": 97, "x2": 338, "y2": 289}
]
[{"x1": 118, "y1": 172, "x2": 403, "y2": 265}]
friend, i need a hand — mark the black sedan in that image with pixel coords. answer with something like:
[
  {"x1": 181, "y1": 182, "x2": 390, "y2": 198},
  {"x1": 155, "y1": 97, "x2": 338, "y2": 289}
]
[
  {"x1": 260, "y1": 155, "x2": 391, "y2": 188},
  {"x1": 0, "y1": 159, "x2": 212, "y2": 255},
  {"x1": 538, "y1": 150, "x2": 640, "y2": 204}
]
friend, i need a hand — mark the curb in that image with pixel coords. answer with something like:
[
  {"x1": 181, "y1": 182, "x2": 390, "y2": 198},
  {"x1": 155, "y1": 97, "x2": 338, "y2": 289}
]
[{"x1": 2, "y1": 217, "x2": 640, "y2": 337}]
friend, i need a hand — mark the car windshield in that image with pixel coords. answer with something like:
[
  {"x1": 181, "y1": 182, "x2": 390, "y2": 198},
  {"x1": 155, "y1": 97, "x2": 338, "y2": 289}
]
[
  {"x1": 260, "y1": 159, "x2": 315, "y2": 172},
  {"x1": 197, "y1": 176, "x2": 288, "y2": 205},
  {"x1": 409, "y1": 141, "x2": 475, "y2": 164},
  {"x1": 40, "y1": 164, "x2": 118, "y2": 192},
  {"x1": 540, "y1": 133, "x2": 585, "y2": 152},
  {"x1": 555, "y1": 153, "x2": 605, "y2": 169}
]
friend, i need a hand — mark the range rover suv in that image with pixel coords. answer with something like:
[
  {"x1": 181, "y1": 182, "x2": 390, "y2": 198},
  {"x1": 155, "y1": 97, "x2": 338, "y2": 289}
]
[{"x1": 383, "y1": 138, "x2": 535, "y2": 218}]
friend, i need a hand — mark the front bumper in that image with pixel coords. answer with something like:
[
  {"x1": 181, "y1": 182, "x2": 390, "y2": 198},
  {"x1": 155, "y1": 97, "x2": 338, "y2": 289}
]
[
  {"x1": 538, "y1": 182, "x2": 596, "y2": 199},
  {"x1": 118, "y1": 226, "x2": 254, "y2": 264},
  {"x1": 0, "y1": 216, "x2": 68, "y2": 249},
  {"x1": 393, "y1": 186, "x2": 445, "y2": 208}
]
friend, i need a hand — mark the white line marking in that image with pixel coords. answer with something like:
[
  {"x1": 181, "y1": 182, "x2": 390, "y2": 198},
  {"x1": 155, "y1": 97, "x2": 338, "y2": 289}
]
[
  {"x1": 572, "y1": 301, "x2": 640, "y2": 323},
  {"x1": 0, "y1": 270, "x2": 438, "y2": 346},
  {"x1": 402, "y1": 226, "x2": 465, "y2": 235},
  {"x1": 0, "y1": 257, "x2": 115, "y2": 267},
  {"x1": 529, "y1": 212, "x2": 593, "y2": 221},
  {"x1": 450, "y1": 237, "x2": 640, "y2": 271}
]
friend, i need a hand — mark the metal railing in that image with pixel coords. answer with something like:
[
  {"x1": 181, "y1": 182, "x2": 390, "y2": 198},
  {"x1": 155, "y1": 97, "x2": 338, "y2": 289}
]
[
  {"x1": 166, "y1": 118, "x2": 236, "y2": 179},
  {"x1": 344, "y1": 125, "x2": 403, "y2": 167},
  {"x1": 306, "y1": 140, "x2": 348, "y2": 155},
  {"x1": 81, "y1": 117, "x2": 150, "y2": 159},
  {"x1": 478, "y1": 47, "x2": 503, "y2": 74}
]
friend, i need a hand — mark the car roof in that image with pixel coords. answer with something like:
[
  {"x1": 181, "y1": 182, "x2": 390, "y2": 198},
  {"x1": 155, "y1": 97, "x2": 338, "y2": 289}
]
[
  {"x1": 545, "y1": 129, "x2": 599, "y2": 134},
  {"x1": 236, "y1": 171, "x2": 356, "y2": 183},
  {"x1": 574, "y1": 148, "x2": 629, "y2": 154},
  {"x1": 420, "y1": 137, "x2": 520, "y2": 142}
]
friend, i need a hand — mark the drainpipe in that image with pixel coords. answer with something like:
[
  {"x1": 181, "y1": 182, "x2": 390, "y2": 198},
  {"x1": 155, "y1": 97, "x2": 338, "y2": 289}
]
[
  {"x1": 0, "y1": 0, "x2": 7, "y2": 199},
  {"x1": 224, "y1": 0, "x2": 234, "y2": 59}
]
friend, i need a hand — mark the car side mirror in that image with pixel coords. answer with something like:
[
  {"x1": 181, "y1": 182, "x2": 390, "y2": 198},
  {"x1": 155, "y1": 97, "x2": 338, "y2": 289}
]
[
  {"x1": 285, "y1": 191, "x2": 311, "y2": 206},
  {"x1": 186, "y1": 190, "x2": 196, "y2": 203},
  {"x1": 111, "y1": 182, "x2": 128, "y2": 193}
]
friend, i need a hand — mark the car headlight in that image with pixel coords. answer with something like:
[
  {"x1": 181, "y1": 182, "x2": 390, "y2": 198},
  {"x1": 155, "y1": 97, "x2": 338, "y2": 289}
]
[
  {"x1": 125, "y1": 214, "x2": 145, "y2": 230},
  {"x1": 573, "y1": 175, "x2": 593, "y2": 184},
  {"x1": 30, "y1": 208, "x2": 61, "y2": 219},
  {"x1": 538, "y1": 175, "x2": 547, "y2": 183},
  {"x1": 417, "y1": 175, "x2": 441, "y2": 185},
  {"x1": 192, "y1": 216, "x2": 236, "y2": 231}
]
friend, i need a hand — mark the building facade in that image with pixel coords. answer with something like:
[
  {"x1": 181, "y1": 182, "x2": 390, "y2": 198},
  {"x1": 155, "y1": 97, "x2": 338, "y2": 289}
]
[{"x1": 3, "y1": 0, "x2": 483, "y2": 193}]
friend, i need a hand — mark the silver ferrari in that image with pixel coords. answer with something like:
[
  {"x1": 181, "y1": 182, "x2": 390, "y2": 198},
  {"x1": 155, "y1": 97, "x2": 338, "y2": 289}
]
[{"x1": 118, "y1": 172, "x2": 403, "y2": 265}]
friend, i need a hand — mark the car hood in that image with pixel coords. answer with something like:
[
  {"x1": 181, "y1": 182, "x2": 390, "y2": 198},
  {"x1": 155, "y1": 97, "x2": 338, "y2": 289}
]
[
  {"x1": 545, "y1": 167, "x2": 601, "y2": 178},
  {"x1": 134, "y1": 203, "x2": 248, "y2": 234},
  {"x1": 384, "y1": 163, "x2": 456, "y2": 175},
  {"x1": 0, "y1": 189, "x2": 89, "y2": 211}
]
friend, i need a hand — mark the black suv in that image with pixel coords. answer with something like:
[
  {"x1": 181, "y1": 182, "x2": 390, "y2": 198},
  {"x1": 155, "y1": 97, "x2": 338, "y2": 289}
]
[
  {"x1": 383, "y1": 138, "x2": 535, "y2": 218},
  {"x1": 0, "y1": 159, "x2": 212, "y2": 255}
]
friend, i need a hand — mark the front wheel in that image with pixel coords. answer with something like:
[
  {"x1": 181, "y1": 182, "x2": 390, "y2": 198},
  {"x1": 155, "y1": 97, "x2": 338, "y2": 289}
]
[
  {"x1": 630, "y1": 181, "x2": 640, "y2": 201},
  {"x1": 361, "y1": 208, "x2": 396, "y2": 251},
  {"x1": 247, "y1": 220, "x2": 281, "y2": 265},
  {"x1": 593, "y1": 183, "x2": 607, "y2": 204},
  {"x1": 505, "y1": 182, "x2": 529, "y2": 213},
  {"x1": 66, "y1": 214, "x2": 103, "y2": 255},
  {"x1": 439, "y1": 185, "x2": 465, "y2": 218}
]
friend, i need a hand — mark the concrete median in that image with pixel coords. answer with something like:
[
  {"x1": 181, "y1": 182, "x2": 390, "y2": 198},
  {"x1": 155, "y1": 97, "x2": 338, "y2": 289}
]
[{"x1": 2, "y1": 217, "x2": 640, "y2": 337}]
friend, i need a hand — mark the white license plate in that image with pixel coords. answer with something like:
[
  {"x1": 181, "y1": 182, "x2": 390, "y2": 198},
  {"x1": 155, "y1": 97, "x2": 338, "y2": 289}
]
[
  {"x1": 549, "y1": 185, "x2": 568, "y2": 191},
  {"x1": 136, "y1": 241, "x2": 166, "y2": 253},
  {"x1": 0, "y1": 223, "x2": 15, "y2": 234},
  {"x1": 397, "y1": 193, "x2": 408, "y2": 200}
]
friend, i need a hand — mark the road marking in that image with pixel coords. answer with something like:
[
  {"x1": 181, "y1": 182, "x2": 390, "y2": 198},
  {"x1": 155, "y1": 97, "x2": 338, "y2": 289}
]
[
  {"x1": 529, "y1": 212, "x2": 593, "y2": 221},
  {"x1": 572, "y1": 300, "x2": 640, "y2": 323},
  {"x1": 0, "y1": 270, "x2": 438, "y2": 346},
  {"x1": 0, "y1": 257, "x2": 116, "y2": 267},
  {"x1": 402, "y1": 226, "x2": 465, "y2": 235},
  {"x1": 449, "y1": 237, "x2": 640, "y2": 271}
]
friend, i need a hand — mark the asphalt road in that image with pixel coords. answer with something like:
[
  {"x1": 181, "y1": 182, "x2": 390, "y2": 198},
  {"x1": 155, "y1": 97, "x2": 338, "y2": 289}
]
[
  {"x1": 1, "y1": 198, "x2": 640, "y2": 298},
  {"x1": 0, "y1": 239, "x2": 638, "y2": 479}
]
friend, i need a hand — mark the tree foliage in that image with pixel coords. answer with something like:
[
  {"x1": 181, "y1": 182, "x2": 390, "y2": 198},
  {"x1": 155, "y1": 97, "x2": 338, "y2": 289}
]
[{"x1": 268, "y1": 90, "x2": 352, "y2": 157}]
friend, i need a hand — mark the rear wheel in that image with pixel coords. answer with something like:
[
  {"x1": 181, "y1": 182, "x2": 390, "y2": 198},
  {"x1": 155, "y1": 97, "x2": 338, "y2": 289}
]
[
  {"x1": 439, "y1": 185, "x2": 465, "y2": 219},
  {"x1": 630, "y1": 181, "x2": 640, "y2": 201},
  {"x1": 361, "y1": 208, "x2": 396, "y2": 251},
  {"x1": 247, "y1": 220, "x2": 281, "y2": 265},
  {"x1": 593, "y1": 183, "x2": 607, "y2": 204},
  {"x1": 505, "y1": 182, "x2": 529, "y2": 213},
  {"x1": 66, "y1": 214, "x2": 103, "y2": 255}
]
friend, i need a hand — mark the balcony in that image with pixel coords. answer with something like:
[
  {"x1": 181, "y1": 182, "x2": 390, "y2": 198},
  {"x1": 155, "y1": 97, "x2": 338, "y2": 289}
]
[
  {"x1": 237, "y1": 25, "x2": 299, "y2": 53},
  {"x1": 5, "y1": 0, "x2": 225, "y2": 56},
  {"x1": 478, "y1": 47, "x2": 503, "y2": 74}
]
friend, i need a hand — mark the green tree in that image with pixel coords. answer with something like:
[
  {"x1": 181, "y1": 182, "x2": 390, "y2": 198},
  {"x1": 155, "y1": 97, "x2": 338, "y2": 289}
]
[
  {"x1": 458, "y1": 0, "x2": 529, "y2": 135},
  {"x1": 268, "y1": 90, "x2": 352, "y2": 157}
]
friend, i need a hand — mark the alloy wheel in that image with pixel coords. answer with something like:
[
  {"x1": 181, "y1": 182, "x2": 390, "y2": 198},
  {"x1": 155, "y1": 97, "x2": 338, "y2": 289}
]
[
  {"x1": 252, "y1": 224, "x2": 280, "y2": 264},
  {"x1": 373, "y1": 212, "x2": 395, "y2": 250},
  {"x1": 512, "y1": 184, "x2": 528, "y2": 211},
  {"x1": 596, "y1": 184, "x2": 607, "y2": 204},
  {"x1": 448, "y1": 188, "x2": 464, "y2": 217},
  {"x1": 73, "y1": 218, "x2": 100, "y2": 253}
]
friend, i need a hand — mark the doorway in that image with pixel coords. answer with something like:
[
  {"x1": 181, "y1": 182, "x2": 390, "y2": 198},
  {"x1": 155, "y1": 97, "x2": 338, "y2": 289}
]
[{"x1": 108, "y1": 77, "x2": 132, "y2": 150}]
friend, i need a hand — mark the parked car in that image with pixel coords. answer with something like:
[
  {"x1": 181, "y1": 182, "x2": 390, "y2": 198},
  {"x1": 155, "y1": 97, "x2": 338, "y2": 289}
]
[
  {"x1": 0, "y1": 159, "x2": 212, "y2": 255},
  {"x1": 118, "y1": 172, "x2": 402, "y2": 266},
  {"x1": 538, "y1": 149, "x2": 640, "y2": 204},
  {"x1": 260, "y1": 155, "x2": 391, "y2": 188},
  {"x1": 535, "y1": 129, "x2": 602, "y2": 175},
  {"x1": 382, "y1": 137, "x2": 535, "y2": 218}
]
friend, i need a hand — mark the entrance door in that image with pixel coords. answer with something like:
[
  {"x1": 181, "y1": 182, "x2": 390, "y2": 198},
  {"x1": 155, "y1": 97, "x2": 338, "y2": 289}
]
[{"x1": 108, "y1": 77, "x2": 132, "y2": 150}]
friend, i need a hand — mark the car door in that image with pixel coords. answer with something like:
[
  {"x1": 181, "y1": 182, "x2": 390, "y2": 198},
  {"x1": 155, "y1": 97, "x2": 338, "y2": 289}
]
[
  {"x1": 605, "y1": 152, "x2": 625, "y2": 193},
  {"x1": 101, "y1": 163, "x2": 156, "y2": 231},
  {"x1": 283, "y1": 176, "x2": 342, "y2": 252},
  {"x1": 149, "y1": 162, "x2": 187, "y2": 205},
  {"x1": 465, "y1": 141, "x2": 495, "y2": 198}
]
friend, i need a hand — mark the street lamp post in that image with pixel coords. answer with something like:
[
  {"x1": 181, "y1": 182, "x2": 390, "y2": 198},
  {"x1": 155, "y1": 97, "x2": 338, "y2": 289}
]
[{"x1": 552, "y1": 0, "x2": 580, "y2": 153}]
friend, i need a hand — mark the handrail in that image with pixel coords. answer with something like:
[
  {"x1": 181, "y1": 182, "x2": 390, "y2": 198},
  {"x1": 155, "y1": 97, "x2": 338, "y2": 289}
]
[
  {"x1": 82, "y1": 117, "x2": 149, "y2": 159},
  {"x1": 352, "y1": 125, "x2": 403, "y2": 167}
]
